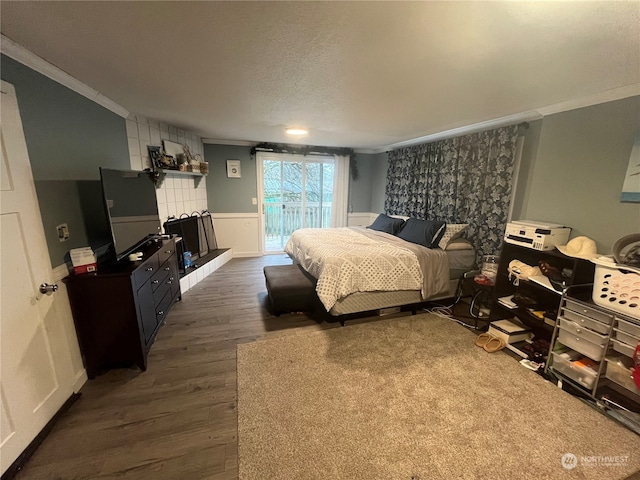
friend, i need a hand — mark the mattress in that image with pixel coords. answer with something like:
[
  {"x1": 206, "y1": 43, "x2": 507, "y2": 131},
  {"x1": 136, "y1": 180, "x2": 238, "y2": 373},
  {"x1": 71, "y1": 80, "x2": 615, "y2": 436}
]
[
  {"x1": 285, "y1": 227, "x2": 450, "y2": 311},
  {"x1": 329, "y1": 249, "x2": 476, "y2": 316}
]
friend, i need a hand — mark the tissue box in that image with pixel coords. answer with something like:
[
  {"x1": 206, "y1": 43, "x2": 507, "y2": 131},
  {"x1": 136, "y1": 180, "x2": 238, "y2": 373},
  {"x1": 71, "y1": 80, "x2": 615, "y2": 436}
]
[{"x1": 70, "y1": 247, "x2": 97, "y2": 274}]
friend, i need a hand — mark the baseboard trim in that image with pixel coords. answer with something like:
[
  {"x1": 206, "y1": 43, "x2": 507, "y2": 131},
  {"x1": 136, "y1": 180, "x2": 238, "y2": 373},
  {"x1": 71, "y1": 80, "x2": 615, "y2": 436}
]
[
  {"x1": 232, "y1": 252, "x2": 261, "y2": 258},
  {"x1": 1, "y1": 392, "x2": 81, "y2": 480},
  {"x1": 72, "y1": 370, "x2": 88, "y2": 394}
]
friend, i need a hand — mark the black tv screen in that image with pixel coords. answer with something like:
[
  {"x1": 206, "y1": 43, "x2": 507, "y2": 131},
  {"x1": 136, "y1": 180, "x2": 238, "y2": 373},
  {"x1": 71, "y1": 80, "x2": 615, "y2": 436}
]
[{"x1": 99, "y1": 168, "x2": 161, "y2": 261}]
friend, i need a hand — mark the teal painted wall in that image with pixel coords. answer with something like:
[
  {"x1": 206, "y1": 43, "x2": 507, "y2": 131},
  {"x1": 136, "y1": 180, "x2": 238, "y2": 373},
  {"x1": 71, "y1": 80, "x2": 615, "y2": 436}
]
[
  {"x1": 1, "y1": 55, "x2": 129, "y2": 266},
  {"x1": 348, "y1": 153, "x2": 374, "y2": 212},
  {"x1": 204, "y1": 144, "x2": 257, "y2": 213},
  {"x1": 510, "y1": 120, "x2": 543, "y2": 222},
  {"x1": 518, "y1": 96, "x2": 640, "y2": 254},
  {"x1": 370, "y1": 152, "x2": 389, "y2": 213},
  {"x1": 204, "y1": 144, "x2": 371, "y2": 215}
]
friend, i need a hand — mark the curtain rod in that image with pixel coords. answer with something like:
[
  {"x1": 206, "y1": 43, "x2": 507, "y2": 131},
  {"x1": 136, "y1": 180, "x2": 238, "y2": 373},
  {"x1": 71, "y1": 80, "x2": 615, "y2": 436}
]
[{"x1": 250, "y1": 142, "x2": 354, "y2": 158}]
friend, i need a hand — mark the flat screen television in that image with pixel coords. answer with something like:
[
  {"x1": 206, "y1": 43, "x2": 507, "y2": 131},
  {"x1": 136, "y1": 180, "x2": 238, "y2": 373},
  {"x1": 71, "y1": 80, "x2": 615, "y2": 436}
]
[{"x1": 99, "y1": 168, "x2": 161, "y2": 261}]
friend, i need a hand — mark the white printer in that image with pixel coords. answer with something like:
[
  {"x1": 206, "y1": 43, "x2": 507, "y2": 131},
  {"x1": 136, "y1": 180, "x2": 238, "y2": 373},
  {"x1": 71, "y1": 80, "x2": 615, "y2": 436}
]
[{"x1": 504, "y1": 220, "x2": 571, "y2": 251}]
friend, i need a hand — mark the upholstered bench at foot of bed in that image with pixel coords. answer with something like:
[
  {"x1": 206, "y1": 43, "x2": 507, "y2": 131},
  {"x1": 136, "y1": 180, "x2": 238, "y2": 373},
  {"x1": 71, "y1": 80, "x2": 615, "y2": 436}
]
[{"x1": 263, "y1": 264, "x2": 317, "y2": 316}]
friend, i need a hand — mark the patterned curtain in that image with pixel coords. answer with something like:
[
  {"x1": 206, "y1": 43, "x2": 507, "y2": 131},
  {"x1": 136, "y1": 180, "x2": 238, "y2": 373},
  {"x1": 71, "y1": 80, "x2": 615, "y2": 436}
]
[{"x1": 384, "y1": 125, "x2": 519, "y2": 258}]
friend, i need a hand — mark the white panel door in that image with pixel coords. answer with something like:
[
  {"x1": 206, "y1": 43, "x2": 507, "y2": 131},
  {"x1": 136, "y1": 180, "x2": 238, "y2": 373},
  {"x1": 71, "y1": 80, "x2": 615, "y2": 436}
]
[{"x1": 0, "y1": 80, "x2": 76, "y2": 474}]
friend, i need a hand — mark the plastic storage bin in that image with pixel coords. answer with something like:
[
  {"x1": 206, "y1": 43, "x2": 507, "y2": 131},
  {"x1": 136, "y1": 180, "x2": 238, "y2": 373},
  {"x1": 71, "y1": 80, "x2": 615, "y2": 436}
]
[
  {"x1": 560, "y1": 310, "x2": 610, "y2": 334},
  {"x1": 611, "y1": 339, "x2": 635, "y2": 358},
  {"x1": 614, "y1": 329, "x2": 640, "y2": 347},
  {"x1": 551, "y1": 352, "x2": 598, "y2": 389},
  {"x1": 616, "y1": 317, "x2": 640, "y2": 337},
  {"x1": 591, "y1": 256, "x2": 640, "y2": 320},
  {"x1": 558, "y1": 327, "x2": 606, "y2": 361},
  {"x1": 605, "y1": 356, "x2": 640, "y2": 396},
  {"x1": 564, "y1": 298, "x2": 614, "y2": 325},
  {"x1": 559, "y1": 318, "x2": 609, "y2": 345}
]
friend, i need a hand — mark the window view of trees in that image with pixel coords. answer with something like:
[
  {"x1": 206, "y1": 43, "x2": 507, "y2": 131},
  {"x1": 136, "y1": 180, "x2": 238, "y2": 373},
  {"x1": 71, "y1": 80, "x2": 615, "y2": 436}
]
[{"x1": 263, "y1": 158, "x2": 334, "y2": 250}]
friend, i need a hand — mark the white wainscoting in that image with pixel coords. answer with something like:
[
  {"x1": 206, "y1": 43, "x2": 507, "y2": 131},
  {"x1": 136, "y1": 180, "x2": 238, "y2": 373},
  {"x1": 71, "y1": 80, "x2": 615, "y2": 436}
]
[
  {"x1": 212, "y1": 213, "x2": 261, "y2": 258},
  {"x1": 347, "y1": 212, "x2": 378, "y2": 227}
]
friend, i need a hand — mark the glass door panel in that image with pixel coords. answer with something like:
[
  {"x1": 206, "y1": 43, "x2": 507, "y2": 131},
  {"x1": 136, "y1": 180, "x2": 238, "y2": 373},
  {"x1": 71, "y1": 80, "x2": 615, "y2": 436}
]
[{"x1": 262, "y1": 155, "x2": 334, "y2": 253}]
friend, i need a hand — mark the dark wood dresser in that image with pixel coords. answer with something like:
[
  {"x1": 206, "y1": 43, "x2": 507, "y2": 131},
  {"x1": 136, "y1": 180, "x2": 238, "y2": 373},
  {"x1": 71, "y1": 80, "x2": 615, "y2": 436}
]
[{"x1": 64, "y1": 238, "x2": 181, "y2": 378}]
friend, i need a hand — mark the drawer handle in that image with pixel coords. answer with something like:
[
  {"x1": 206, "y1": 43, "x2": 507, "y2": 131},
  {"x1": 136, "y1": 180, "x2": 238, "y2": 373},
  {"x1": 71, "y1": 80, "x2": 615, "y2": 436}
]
[
  {"x1": 582, "y1": 309, "x2": 588, "y2": 314},
  {"x1": 165, "y1": 250, "x2": 172, "y2": 254},
  {"x1": 164, "y1": 267, "x2": 170, "y2": 271},
  {"x1": 169, "y1": 277, "x2": 174, "y2": 281},
  {"x1": 166, "y1": 280, "x2": 172, "y2": 285},
  {"x1": 146, "y1": 267, "x2": 153, "y2": 272},
  {"x1": 157, "y1": 310, "x2": 164, "y2": 316},
  {"x1": 152, "y1": 280, "x2": 159, "y2": 285},
  {"x1": 576, "y1": 328, "x2": 581, "y2": 333}
]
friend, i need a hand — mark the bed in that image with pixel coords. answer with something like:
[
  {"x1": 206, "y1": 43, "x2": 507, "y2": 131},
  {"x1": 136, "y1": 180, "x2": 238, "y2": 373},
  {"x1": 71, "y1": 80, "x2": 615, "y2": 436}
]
[{"x1": 284, "y1": 225, "x2": 476, "y2": 316}]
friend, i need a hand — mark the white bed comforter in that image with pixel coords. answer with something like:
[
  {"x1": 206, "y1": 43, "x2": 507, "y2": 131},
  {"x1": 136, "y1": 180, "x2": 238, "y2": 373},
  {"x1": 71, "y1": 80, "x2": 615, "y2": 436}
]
[{"x1": 284, "y1": 227, "x2": 449, "y2": 311}]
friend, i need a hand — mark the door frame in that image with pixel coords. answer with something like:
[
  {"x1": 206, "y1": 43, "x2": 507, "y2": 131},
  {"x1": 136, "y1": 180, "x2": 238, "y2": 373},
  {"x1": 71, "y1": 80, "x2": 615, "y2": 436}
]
[
  {"x1": 256, "y1": 152, "x2": 334, "y2": 255},
  {"x1": 0, "y1": 80, "x2": 85, "y2": 475}
]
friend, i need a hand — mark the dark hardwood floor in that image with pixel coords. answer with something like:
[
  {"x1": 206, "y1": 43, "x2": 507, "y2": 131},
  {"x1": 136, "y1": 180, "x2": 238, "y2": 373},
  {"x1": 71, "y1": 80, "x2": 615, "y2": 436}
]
[{"x1": 13, "y1": 254, "x2": 368, "y2": 480}]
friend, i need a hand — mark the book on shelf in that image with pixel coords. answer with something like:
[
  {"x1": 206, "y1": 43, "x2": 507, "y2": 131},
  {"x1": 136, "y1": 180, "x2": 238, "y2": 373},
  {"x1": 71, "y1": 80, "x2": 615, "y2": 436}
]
[{"x1": 498, "y1": 295, "x2": 517, "y2": 309}]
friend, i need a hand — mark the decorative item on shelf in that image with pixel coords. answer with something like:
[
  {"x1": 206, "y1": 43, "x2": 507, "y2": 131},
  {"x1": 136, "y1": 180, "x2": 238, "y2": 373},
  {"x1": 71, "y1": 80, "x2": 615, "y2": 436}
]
[
  {"x1": 148, "y1": 146, "x2": 163, "y2": 169},
  {"x1": 176, "y1": 153, "x2": 188, "y2": 171},
  {"x1": 183, "y1": 144, "x2": 193, "y2": 160},
  {"x1": 160, "y1": 154, "x2": 175, "y2": 169},
  {"x1": 199, "y1": 162, "x2": 209, "y2": 174}
]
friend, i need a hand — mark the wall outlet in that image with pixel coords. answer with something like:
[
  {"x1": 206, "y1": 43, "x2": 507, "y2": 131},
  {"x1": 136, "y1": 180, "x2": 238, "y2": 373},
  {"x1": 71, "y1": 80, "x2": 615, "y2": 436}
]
[
  {"x1": 56, "y1": 223, "x2": 70, "y2": 242},
  {"x1": 252, "y1": 198, "x2": 257, "y2": 205}
]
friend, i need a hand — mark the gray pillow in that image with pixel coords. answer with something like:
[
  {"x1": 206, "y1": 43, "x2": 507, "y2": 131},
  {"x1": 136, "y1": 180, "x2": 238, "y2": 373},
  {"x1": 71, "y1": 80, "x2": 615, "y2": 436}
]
[
  {"x1": 368, "y1": 214, "x2": 405, "y2": 235},
  {"x1": 397, "y1": 218, "x2": 447, "y2": 248}
]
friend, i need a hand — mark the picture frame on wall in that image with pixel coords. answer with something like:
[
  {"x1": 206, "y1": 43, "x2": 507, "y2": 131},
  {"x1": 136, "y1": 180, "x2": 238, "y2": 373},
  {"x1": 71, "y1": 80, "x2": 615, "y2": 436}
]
[{"x1": 227, "y1": 160, "x2": 241, "y2": 178}]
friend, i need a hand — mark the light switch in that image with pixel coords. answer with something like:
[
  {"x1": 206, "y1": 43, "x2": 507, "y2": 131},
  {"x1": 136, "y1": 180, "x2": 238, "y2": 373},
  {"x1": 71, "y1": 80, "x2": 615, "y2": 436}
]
[
  {"x1": 56, "y1": 223, "x2": 70, "y2": 242},
  {"x1": 252, "y1": 198, "x2": 257, "y2": 205}
]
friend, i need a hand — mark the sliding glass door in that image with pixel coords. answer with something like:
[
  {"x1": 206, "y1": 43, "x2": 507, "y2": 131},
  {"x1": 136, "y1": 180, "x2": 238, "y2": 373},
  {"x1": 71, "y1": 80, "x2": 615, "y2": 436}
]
[{"x1": 259, "y1": 153, "x2": 334, "y2": 253}]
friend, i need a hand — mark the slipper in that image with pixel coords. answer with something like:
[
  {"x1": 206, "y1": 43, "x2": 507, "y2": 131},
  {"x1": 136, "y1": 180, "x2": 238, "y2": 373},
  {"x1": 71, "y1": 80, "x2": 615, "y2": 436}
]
[
  {"x1": 484, "y1": 336, "x2": 506, "y2": 353},
  {"x1": 475, "y1": 332, "x2": 495, "y2": 348}
]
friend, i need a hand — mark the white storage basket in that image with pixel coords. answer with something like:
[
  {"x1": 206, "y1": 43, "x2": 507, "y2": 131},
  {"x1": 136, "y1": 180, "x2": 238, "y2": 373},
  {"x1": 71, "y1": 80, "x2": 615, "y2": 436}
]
[{"x1": 591, "y1": 256, "x2": 640, "y2": 320}]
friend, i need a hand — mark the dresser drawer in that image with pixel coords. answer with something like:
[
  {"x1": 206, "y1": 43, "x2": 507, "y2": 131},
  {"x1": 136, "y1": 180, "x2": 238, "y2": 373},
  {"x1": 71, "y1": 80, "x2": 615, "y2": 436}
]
[
  {"x1": 155, "y1": 289, "x2": 175, "y2": 324},
  {"x1": 132, "y1": 255, "x2": 160, "y2": 288},
  {"x1": 564, "y1": 299, "x2": 614, "y2": 325},
  {"x1": 150, "y1": 265, "x2": 169, "y2": 292},
  {"x1": 157, "y1": 241, "x2": 176, "y2": 266},
  {"x1": 558, "y1": 318, "x2": 608, "y2": 346},
  {"x1": 152, "y1": 273, "x2": 172, "y2": 305}
]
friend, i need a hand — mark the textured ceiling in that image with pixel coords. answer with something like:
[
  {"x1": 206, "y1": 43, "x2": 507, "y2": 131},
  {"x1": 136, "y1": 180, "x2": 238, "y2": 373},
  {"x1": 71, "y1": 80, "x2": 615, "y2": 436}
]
[{"x1": 1, "y1": 1, "x2": 639, "y2": 150}]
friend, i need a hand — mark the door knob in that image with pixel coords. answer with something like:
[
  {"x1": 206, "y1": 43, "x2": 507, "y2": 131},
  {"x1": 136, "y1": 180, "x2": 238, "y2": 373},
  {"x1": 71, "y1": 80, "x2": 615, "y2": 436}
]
[{"x1": 39, "y1": 283, "x2": 58, "y2": 295}]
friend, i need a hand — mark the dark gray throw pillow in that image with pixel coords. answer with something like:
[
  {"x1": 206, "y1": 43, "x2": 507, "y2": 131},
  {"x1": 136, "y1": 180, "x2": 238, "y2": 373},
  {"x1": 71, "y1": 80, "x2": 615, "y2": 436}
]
[
  {"x1": 397, "y1": 218, "x2": 447, "y2": 248},
  {"x1": 368, "y1": 214, "x2": 405, "y2": 235}
]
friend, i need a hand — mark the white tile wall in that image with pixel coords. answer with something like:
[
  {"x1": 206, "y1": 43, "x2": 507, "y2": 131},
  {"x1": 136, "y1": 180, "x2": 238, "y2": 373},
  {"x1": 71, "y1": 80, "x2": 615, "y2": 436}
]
[{"x1": 126, "y1": 114, "x2": 208, "y2": 227}]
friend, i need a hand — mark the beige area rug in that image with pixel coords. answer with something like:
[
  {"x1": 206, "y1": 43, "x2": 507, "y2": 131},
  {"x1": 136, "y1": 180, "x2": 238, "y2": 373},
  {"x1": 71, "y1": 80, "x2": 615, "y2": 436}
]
[{"x1": 237, "y1": 314, "x2": 640, "y2": 480}]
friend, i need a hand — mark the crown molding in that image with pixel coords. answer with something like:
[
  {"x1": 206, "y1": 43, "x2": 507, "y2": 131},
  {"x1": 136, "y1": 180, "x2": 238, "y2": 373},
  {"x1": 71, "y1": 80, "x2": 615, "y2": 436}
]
[
  {"x1": 1, "y1": 34, "x2": 129, "y2": 118},
  {"x1": 374, "y1": 84, "x2": 640, "y2": 153},
  {"x1": 535, "y1": 83, "x2": 640, "y2": 116},
  {"x1": 376, "y1": 111, "x2": 543, "y2": 153}
]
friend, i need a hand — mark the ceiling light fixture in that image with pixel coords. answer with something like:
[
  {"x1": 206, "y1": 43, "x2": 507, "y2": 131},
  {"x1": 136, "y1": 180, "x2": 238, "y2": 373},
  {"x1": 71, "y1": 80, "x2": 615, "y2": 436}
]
[{"x1": 285, "y1": 128, "x2": 308, "y2": 135}]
